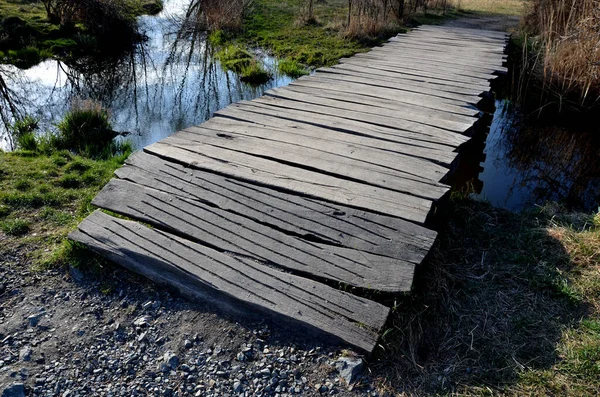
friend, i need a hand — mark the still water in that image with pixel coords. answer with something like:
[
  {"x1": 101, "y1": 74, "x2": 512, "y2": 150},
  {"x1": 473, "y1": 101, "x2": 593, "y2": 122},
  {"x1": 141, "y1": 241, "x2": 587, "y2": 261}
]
[
  {"x1": 1, "y1": 2, "x2": 597, "y2": 212},
  {"x1": 472, "y1": 100, "x2": 599, "y2": 212},
  {"x1": 0, "y1": 0, "x2": 292, "y2": 151}
]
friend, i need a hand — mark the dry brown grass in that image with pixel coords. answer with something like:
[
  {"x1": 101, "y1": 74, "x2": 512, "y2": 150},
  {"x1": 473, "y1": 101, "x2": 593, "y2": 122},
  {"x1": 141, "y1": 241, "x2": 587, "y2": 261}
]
[
  {"x1": 524, "y1": 0, "x2": 600, "y2": 104},
  {"x1": 451, "y1": 0, "x2": 525, "y2": 16},
  {"x1": 367, "y1": 197, "x2": 600, "y2": 396}
]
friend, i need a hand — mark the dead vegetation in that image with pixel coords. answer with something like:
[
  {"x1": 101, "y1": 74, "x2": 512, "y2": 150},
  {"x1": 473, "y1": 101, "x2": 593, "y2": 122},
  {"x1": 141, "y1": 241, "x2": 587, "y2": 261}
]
[
  {"x1": 523, "y1": 0, "x2": 600, "y2": 106},
  {"x1": 370, "y1": 197, "x2": 600, "y2": 396}
]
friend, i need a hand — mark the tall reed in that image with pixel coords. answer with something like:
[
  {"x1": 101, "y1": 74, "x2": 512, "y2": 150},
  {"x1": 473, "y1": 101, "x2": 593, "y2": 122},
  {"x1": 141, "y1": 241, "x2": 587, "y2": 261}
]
[{"x1": 524, "y1": 0, "x2": 600, "y2": 106}]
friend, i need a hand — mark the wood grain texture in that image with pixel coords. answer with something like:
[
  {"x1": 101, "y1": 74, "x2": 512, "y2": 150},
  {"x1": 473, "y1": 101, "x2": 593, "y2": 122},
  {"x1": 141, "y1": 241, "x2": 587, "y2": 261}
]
[
  {"x1": 114, "y1": 151, "x2": 438, "y2": 257},
  {"x1": 70, "y1": 210, "x2": 391, "y2": 353}
]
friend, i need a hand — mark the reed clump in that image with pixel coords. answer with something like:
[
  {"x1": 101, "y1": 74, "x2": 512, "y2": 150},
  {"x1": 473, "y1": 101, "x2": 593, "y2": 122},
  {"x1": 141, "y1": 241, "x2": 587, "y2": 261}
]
[{"x1": 524, "y1": 0, "x2": 600, "y2": 106}]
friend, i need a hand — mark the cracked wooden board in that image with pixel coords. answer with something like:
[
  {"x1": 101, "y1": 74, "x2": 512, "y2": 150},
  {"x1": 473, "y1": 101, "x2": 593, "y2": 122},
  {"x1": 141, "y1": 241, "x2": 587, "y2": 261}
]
[{"x1": 70, "y1": 210, "x2": 391, "y2": 353}]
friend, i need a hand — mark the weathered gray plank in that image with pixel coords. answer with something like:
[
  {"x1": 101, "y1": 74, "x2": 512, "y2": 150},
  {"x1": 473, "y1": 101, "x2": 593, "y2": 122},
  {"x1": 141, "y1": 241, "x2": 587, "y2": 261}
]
[
  {"x1": 312, "y1": 69, "x2": 481, "y2": 102},
  {"x1": 70, "y1": 210, "x2": 391, "y2": 353},
  {"x1": 212, "y1": 108, "x2": 459, "y2": 165},
  {"x1": 115, "y1": 151, "x2": 438, "y2": 257},
  {"x1": 265, "y1": 87, "x2": 476, "y2": 130},
  {"x1": 329, "y1": 63, "x2": 491, "y2": 92},
  {"x1": 251, "y1": 95, "x2": 474, "y2": 137},
  {"x1": 284, "y1": 79, "x2": 479, "y2": 118},
  {"x1": 219, "y1": 102, "x2": 469, "y2": 149},
  {"x1": 93, "y1": 179, "x2": 420, "y2": 292},
  {"x1": 316, "y1": 67, "x2": 486, "y2": 98},
  {"x1": 144, "y1": 141, "x2": 434, "y2": 223},
  {"x1": 353, "y1": 51, "x2": 506, "y2": 77},
  {"x1": 161, "y1": 129, "x2": 450, "y2": 199},
  {"x1": 387, "y1": 36, "x2": 507, "y2": 54},
  {"x1": 414, "y1": 26, "x2": 509, "y2": 40},
  {"x1": 338, "y1": 58, "x2": 495, "y2": 88},
  {"x1": 357, "y1": 49, "x2": 506, "y2": 72},
  {"x1": 201, "y1": 117, "x2": 451, "y2": 181}
]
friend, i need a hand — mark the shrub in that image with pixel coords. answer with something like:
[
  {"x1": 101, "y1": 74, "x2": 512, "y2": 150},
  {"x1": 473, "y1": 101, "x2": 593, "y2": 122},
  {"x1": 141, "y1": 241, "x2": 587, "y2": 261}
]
[
  {"x1": 183, "y1": 0, "x2": 255, "y2": 32},
  {"x1": 11, "y1": 116, "x2": 39, "y2": 151},
  {"x1": 215, "y1": 44, "x2": 272, "y2": 85},
  {"x1": 240, "y1": 62, "x2": 272, "y2": 84},
  {"x1": 216, "y1": 44, "x2": 253, "y2": 73},
  {"x1": 55, "y1": 100, "x2": 120, "y2": 157},
  {"x1": 278, "y1": 59, "x2": 309, "y2": 78}
]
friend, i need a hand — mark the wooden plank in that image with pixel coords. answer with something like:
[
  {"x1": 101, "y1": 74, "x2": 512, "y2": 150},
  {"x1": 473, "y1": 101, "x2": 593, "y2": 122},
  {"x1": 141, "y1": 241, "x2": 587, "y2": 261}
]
[
  {"x1": 220, "y1": 101, "x2": 469, "y2": 148},
  {"x1": 330, "y1": 63, "x2": 491, "y2": 92},
  {"x1": 161, "y1": 129, "x2": 450, "y2": 199},
  {"x1": 360, "y1": 48, "x2": 506, "y2": 70},
  {"x1": 93, "y1": 179, "x2": 420, "y2": 292},
  {"x1": 70, "y1": 210, "x2": 391, "y2": 353},
  {"x1": 389, "y1": 35, "x2": 507, "y2": 50},
  {"x1": 265, "y1": 87, "x2": 477, "y2": 130},
  {"x1": 285, "y1": 78, "x2": 480, "y2": 118},
  {"x1": 213, "y1": 107, "x2": 460, "y2": 165},
  {"x1": 381, "y1": 40, "x2": 506, "y2": 56},
  {"x1": 251, "y1": 95, "x2": 474, "y2": 136},
  {"x1": 354, "y1": 51, "x2": 506, "y2": 76},
  {"x1": 312, "y1": 69, "x2": 481, "y2": 102},
  {"x1": 201, "y1": 117, "x2": 451, "y2": 181},
  {"x1": 115, "y1": 151, "x2": 438, "y2": 257},
  {"x1": 317, "y1": 67, "x2": 486, "y2": 98},
  {"x1": 413, "y1": 26, "x2": 508, "y2": 40},
  {"x1": 360, "y1": 44, "x2": 506, "y2": 65},
  {"x1": 338, "y1": 58, "x2": 495, "y2": 88},
  {"x1": 144, "y1": 141, "x2": 434, "y2": 223}
]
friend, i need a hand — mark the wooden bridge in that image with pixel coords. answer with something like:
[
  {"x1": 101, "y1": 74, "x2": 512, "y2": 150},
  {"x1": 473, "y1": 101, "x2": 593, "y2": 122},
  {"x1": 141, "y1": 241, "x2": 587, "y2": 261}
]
[{"x1": 70, "y1": 25, "x2": 508, "y2": 353}]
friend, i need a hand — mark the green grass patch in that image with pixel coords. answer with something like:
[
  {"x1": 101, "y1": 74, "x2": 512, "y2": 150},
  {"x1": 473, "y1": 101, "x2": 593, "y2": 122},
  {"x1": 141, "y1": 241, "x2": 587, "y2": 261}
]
[
  {"x1": 1, "y1": 218, "x2": 30, "y2": 236},
  {"x1": 215, "y1": 44, "x2": 272, "y2": 84},
  {"x1": 0, "y1": 146, "x2": 131, "y2": 266},
  {"x1": 278, "y1": 58, "x2": 309, "y2": 78}
]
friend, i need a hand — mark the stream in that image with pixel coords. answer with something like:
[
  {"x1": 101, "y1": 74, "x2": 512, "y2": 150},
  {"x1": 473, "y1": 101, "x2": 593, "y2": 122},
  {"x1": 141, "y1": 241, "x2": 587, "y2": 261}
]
[
  {"x1": 0, "y1": 0, "x2": 292, "y2": 151},
  {"x1": 0, "y1": 3, "x2": 597, "y2": 213}
]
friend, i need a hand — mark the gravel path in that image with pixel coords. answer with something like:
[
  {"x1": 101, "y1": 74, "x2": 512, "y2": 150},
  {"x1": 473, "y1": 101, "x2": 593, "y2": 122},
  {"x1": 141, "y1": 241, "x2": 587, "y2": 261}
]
[{"x1": 0, "y1": 248, "x2": 374, "y2": 396}]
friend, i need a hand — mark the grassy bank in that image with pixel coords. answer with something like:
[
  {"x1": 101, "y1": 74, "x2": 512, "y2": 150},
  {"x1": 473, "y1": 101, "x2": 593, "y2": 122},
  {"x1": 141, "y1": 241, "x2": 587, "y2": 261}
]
[
  {"x1": 373, "y1": 197, "x2": 600, "y2": 396},
  {"x1": 0, "y1": 148, "x2": 130, "y2": 268}
]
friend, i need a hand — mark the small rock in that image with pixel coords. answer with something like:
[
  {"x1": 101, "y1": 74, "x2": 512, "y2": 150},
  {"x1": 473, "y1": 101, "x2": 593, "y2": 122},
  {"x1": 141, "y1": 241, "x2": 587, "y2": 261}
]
[
  {"x1": 184, "y1": 339, "x2": 193, "y2": 349},
  {"x1": 335, "y1": 357, "x2": 364, "y2": 385},
  {"x1": 1, "y1": 383, "x2": 25, "y2": 397},
  {"x1": 27, "y1": 313, "x2": 42, "y2": 327},
  {"x1": 69, "y1": 267, "x2": 84, "y2": 282},
  {"x1": 163, "y1": 352, "x2": 179, "y2": 369},
  {"x1": 233, "y1": 381, "x2": 243, "y2": 393},
  {"x1": 18, "y1": 347, "x2": 32, "y2": 362},
  {"x1": 133, "y1": 316, "x2": 152, "y2": 327}
]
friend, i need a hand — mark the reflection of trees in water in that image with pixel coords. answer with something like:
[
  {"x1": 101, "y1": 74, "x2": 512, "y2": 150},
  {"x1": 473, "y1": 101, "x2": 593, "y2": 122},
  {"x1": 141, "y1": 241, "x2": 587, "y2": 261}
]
[
  {"x1": 1, "y1": 0, "x2": 276, "y2": 150},
  {"x1": 499, "y1": 106, "x2": 600, "y2": 210},
  {"x1": 0, "y1": 66, "x2": 35, "y2": 149}
]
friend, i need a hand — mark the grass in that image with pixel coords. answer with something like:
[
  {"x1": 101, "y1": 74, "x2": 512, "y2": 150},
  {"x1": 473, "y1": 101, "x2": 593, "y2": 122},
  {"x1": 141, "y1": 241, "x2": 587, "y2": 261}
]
[
  {"x1": 214, "y1": 44, "x2": 272, "y2": 84},
  {"x1": 451, "y1": 0, "x2": 525, "y2": 16},
  {"x1": 0, "y1": 148, "x2": 131, "y2": 268},
  {"x1": 522, "y1": 0, "x2": 600, "y2": 107},
  {"x1": 278, "y1": 58, "x2": 309, "y2": 78},
  {"x1": 237, "y1": 0, "x2": 384, "y2": 69},
  {"x1": 369, "y1": 197, "x2": 600, "y2": 396}
]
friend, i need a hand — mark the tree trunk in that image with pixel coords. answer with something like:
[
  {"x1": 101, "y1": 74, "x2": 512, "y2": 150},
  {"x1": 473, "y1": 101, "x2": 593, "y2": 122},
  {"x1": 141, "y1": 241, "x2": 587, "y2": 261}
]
[
  {"x1": 347, "y1": 0, "x2": 352, "y2": 26},
  {"x1": 398, "y1": 0, "x2": 405, "y2": 18}
]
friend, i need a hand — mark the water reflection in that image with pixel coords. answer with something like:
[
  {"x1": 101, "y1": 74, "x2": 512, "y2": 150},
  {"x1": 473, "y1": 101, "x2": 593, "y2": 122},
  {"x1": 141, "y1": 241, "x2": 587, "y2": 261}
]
[
  {"x1": 0, "y1": 0, "x2": 292, "y2": 151},
  {"x1": 474, "y1": 100, "x2": 600, "y2": 212}
]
